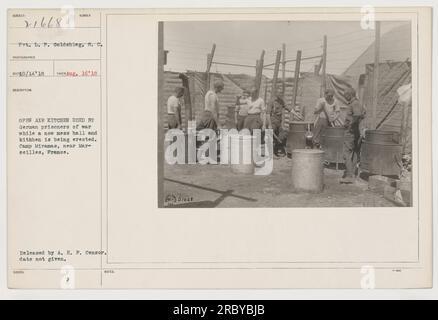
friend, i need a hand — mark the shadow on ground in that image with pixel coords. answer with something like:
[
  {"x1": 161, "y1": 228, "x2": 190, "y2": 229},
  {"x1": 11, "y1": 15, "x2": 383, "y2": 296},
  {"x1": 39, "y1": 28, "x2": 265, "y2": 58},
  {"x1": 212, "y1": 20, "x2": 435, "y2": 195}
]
[{"x1": 163, "y1": 157, "x2": 396, "y2": 208}]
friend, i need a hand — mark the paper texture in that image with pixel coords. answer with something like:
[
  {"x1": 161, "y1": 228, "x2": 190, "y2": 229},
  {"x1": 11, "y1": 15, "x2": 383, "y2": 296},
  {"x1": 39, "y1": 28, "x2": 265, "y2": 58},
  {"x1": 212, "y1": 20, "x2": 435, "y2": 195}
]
[{"x1": 7, "y1": 7, "x2": 432, "y2": 289}]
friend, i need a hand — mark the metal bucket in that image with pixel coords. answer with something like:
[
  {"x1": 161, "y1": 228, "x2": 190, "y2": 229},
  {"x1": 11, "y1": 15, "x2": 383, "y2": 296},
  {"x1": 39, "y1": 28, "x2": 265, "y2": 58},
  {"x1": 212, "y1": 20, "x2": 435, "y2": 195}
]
[
  {"x1": 230, "y1": 134, "x2": 255, "y2": 175},
  {"x1": 321, "y1": 127, "x2": 345, "y2": 164},
  {"x1": 360, "y1": 141, "x2": 402, "y2": 176},
  {"x1": 286, "y1": 121, "x2": 314, "y2": 154},
  {"x1": 365, "y1": 130, "x2": 400, "y2": 144},
  {"x1": 291, "y1": 149, "x2": 325, "y2": 193}
]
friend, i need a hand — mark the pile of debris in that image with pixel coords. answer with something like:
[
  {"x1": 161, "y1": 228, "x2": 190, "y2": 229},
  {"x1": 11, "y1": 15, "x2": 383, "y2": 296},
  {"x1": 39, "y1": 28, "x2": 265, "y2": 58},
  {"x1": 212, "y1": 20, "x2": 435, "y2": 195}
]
[{"x1": 368, "y1": 153, "x2": 412, "y2": 207}]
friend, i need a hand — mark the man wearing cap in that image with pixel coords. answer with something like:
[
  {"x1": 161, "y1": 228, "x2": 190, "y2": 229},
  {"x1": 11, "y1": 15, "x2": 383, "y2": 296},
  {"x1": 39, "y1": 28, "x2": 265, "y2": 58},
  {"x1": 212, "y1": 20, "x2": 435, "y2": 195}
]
[
  {"x1": 341, "y1": 87, "x2": 366, "y2": 184},
  {"x1": 197, "y1": 80, "x2": 224, "y2": 131},
  {"x1": 167, "y1": 86, "x2": 185, "y2": 129}
]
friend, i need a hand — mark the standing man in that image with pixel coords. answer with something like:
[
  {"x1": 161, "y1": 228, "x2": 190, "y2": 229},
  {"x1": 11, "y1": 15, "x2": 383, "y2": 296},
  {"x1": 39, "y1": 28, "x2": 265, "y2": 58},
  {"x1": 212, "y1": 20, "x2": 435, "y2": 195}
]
[
  {"x1": 268, "y1": 100, "x2": 304, "y2": 155},
  {"x1": 167, "y1": 86, "x2": 185, "y2": 129},
  {"x1": 267, "y1": 97, "x2": 288, "y2": 156},
  {"x1": 312, "y1": 88, "x2": 341, "y2": 149},
  {"x1": 235, "y1": 89, "x2": 251, "y2": 131},
  {"x1": 197, "y1": 80, "x2": 224, "y2": 131},
  {"x1": 341, "y1": 87, "x2": 366, "y2": 184},
  {"x1": 243, "y1": 87, "x2": 266, "y2": 133}
]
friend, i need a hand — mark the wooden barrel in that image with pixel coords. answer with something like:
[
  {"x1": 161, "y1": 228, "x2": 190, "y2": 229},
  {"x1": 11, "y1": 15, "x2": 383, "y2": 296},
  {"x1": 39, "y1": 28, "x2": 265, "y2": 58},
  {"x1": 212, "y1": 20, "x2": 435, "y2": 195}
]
[
  {"x1": 291, "y1": 149, "x2": 325, "y2": 193},
  {"x1": 286, "y1": 121, "x2": 314, "y2": 154}
]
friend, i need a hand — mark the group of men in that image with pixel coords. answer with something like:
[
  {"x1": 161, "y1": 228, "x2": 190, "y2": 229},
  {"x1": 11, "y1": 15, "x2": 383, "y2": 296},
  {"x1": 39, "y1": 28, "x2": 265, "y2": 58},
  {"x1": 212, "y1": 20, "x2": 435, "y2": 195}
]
[
  {"x1": 166, "y1": 80, "x2": 365, "y2": 183},
  {"x1": 312, "y1": 87, "x2": 366, "y2": 183},
  {"x1": 197, "y1": 80, "x2": 268, "y2": 133},
  {"x1": 234, "y1": 87, "x2": 304, "y2": 156}
]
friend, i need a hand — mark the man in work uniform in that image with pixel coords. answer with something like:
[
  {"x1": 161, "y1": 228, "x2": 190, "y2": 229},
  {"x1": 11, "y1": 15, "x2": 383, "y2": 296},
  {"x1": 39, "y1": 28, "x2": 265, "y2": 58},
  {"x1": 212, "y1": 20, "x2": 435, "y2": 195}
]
[
  {"x1": 341, "y1": 87, "x2": 366, "y2": 184},
  {"x1": 197, "y1": 80, "x2": 224, "y2": 131}
]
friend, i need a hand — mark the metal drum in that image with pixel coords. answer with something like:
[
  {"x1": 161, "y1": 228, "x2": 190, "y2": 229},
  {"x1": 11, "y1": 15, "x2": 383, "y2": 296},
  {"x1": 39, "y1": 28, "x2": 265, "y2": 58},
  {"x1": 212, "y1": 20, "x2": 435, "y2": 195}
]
[
  {"x1": 286, "y1": 121, "x2": 314, "y2": 155},
  {"x1": 360, "y1": 130, "x2": 402, "y2": 176},
  {"x1": 321, "y1": 127, "x2": 345, "y2": 164},
  {"x1": 291, "y1": 149, "x2": 325, "y2": 193},
  {"x1": 230, "y1": 134, "x2": 255, "y2": 175},
  {"x1": 364, "y1": 130, "x2": 400, "y2": 144}
]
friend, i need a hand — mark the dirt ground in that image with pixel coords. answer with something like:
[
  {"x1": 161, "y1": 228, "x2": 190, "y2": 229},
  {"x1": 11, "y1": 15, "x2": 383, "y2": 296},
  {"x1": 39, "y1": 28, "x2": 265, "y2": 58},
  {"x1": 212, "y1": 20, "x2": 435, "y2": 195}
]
[{"x1": 163, "y1": 157, "x2": 396, "y2": 208}]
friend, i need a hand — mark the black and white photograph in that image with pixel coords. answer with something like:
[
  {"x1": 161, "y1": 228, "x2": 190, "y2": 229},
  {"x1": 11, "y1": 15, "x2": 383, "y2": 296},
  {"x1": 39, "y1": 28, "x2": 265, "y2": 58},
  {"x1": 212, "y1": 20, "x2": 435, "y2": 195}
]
[
  {"x1": 159, "y1": 20, "x2": 413, "y2": 208},
  {"x1": 3, "y1": 4, "x2": 435, "y2": 295}
]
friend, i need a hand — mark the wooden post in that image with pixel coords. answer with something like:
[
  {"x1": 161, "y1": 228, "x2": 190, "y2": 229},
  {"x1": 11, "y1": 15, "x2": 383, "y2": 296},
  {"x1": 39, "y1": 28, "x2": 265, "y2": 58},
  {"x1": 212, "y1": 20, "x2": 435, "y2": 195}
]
[
  {"x1": 163, "y1": 50, "x2": 169, "y2": 65},
  {"x1": 255, "y1": 59, "x2": 260, "y2": 89},
  {"x1": 270, "y1": 50, "x2": 282, "y2": 102},
  {"x1": 254, "y1": 50, "x2": 265, "y2": 98},
  {"x1": 205, "y1": 43, "x2": 216, "y2": 93},
  {"x1": 282, "y1": 43, "x2": 286, "y2": 97},
  {"x1": 371, "y1": 22, "x2": 381, "y2": 129},
  {"x1": 157, "y1": 21, "x2": 165, "y2": 207},
  {"x1": 320, "y1": 35, "x2": 327, "y2": 97},
  {"x1": 400, "y1": 101, "x2": 410, "y2": 154},
  {"x1": 358, "y1": 74, "x2": 367, "y2": 107},
  {"x1": 399, "y1": 84, "x2": 411, "y2": 154},
  {"x1": 291, "y1": 50, "x2": 302, "y2": 108},
  {"x1": 179, "y1": 73, "x2": 192, "y2": 128}
]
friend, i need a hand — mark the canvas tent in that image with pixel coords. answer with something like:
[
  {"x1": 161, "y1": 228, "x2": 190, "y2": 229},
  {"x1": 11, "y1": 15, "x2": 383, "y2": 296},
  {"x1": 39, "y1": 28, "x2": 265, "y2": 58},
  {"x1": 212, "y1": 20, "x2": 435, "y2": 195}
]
[
  {"x1": 342, "y1": 23, "x2": 412, "y2": 153},
  {"x1": 343, "y1": 23, "x2": 411, "y2": 87}
]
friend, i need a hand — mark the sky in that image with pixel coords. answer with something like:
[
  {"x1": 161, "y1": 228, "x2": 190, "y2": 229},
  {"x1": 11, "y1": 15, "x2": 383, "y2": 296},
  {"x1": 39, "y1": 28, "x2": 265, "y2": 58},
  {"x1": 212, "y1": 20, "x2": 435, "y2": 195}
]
[{"x1": 163, "y1": 20, "x2": 410, "y2": 77}]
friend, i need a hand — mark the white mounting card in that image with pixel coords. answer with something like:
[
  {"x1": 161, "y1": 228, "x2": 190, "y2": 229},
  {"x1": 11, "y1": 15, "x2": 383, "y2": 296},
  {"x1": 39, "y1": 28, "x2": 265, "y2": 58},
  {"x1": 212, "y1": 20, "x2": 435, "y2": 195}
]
[{"x1": 7, "y1": 7, "x2": 432, "y2": 289}]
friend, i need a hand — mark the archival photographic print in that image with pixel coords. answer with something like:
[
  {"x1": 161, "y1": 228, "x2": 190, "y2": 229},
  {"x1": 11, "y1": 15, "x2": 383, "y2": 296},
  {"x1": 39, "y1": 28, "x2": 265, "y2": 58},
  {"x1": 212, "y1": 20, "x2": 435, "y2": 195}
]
[{"x1": 159, "y1": 19, "x2": 413, "y2": 209}]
